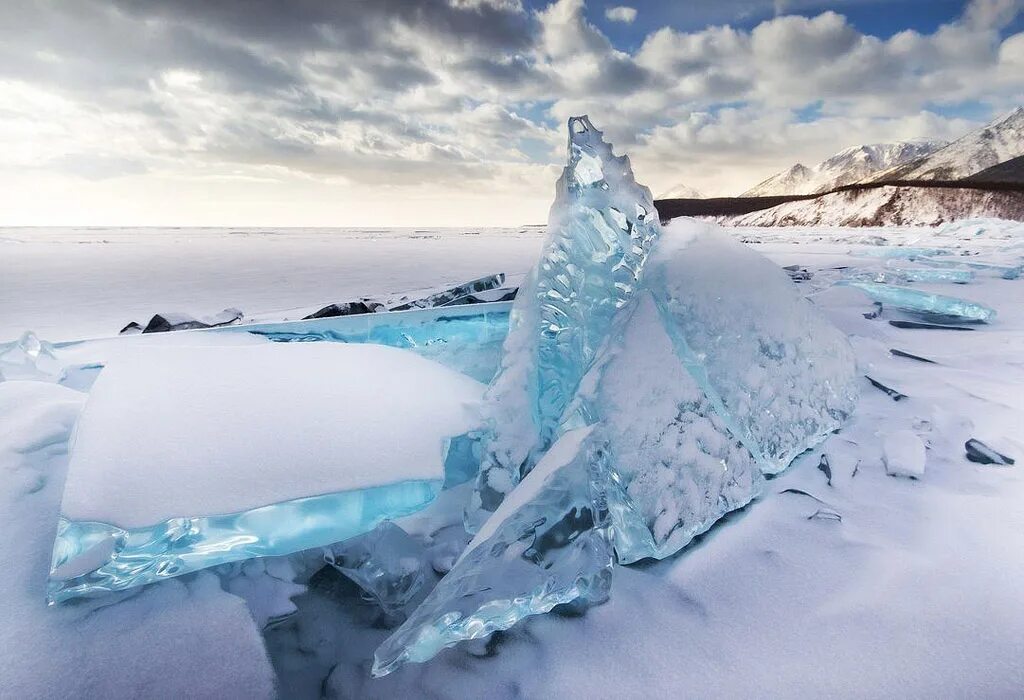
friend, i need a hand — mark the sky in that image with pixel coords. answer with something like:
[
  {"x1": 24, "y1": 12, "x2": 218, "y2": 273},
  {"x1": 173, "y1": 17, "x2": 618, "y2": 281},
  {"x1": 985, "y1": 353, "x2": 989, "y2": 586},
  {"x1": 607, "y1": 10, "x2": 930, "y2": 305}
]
[{"x1": 1, "y1": 0, "x2": 1023, "y2": 227}]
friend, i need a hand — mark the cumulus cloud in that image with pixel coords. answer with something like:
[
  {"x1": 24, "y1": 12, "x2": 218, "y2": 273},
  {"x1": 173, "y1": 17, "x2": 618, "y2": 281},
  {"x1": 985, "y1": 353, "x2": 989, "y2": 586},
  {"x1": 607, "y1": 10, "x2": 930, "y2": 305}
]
[
  {"x1": 0, "y1": 0, "x2": 1022, "y2": 225},
  {"x1": 605, "y1": 6, "x2": 638, "y2": 23}
]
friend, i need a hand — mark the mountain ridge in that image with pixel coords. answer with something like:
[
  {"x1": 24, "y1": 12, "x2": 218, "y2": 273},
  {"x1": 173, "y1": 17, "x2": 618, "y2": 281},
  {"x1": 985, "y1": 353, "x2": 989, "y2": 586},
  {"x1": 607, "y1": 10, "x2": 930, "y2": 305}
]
[{"x1": 742, "y1": 139, "x2": 946, "y2": 197}]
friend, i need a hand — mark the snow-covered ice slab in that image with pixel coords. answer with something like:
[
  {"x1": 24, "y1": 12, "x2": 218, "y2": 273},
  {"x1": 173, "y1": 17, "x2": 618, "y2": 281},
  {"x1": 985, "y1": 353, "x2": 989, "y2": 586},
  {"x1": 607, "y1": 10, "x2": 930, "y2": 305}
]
[
  {"x1": 467, "y1": 116, "x2": 661, "y2": 530},
  {"x1": 838, "y1": 281, "x2": 996, "y2": 322},
  {"x1": 49, "y1": 342, "x2": 484, "y2": 602},
  {"x1": 373, "y1": 427, "x2": 614, "y2": 676}
]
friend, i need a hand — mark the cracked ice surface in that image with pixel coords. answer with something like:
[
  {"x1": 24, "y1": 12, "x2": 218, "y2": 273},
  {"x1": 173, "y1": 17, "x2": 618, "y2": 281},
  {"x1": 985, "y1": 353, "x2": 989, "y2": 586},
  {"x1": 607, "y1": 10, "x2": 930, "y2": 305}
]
[
  {"x1": 373, "y1": 427, "x2": 614, "y2": 677},
  {"x1": 466, "y1": 116, "x2": 661, "y2": 531}
]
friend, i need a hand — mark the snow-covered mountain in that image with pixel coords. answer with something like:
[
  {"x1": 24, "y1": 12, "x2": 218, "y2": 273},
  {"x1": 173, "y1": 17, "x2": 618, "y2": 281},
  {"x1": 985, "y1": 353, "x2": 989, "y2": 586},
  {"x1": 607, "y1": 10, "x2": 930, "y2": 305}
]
[
  {"x1": 727, "y1": 185, "x2": 1024, "y2": 227},
  {"x1": 742, "y1": 139, "x2": 946, "y2": 197},
  {"x1": 658, "y1": 183, "x2": 704, "y2": 199},
  {"x1": 875, "y1": 107, "x2": 1024, "y2": 181}
]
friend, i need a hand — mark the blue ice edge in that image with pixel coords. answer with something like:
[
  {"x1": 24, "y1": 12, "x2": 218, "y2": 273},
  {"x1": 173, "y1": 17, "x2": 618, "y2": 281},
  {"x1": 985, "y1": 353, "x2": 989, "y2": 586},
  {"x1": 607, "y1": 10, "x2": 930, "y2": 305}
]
[
  {"x1": 48, "y1": 480, "x2": 443, "y2": 604},
  {"x1": 50, "y1": 432, "x2": 485, "y2": 604},
  {"x1": 214, "y1": 301, "x2": 513, "y2": 384}
]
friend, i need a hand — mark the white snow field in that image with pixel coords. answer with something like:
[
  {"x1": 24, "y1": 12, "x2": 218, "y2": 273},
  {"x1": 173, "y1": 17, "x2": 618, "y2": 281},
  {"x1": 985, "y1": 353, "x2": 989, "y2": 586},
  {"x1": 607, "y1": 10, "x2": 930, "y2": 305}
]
[{"x1": 2, "y1": 219, "x2": 1023, "y2": 697}]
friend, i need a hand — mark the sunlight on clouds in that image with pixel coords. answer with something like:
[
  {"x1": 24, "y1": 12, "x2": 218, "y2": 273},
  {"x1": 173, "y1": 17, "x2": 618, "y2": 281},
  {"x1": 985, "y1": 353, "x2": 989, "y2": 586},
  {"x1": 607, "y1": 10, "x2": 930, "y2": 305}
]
[{"x1": 0, "y1": 0, "x2": 1021, "y2": 224}]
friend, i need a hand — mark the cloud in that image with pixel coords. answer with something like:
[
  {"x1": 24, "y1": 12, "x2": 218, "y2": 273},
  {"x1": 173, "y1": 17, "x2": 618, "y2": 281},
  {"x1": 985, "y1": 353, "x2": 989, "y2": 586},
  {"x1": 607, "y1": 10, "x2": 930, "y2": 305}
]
[
  {"x1": 0, "y1": 0, "x2": 1023, "y2": 225},
  {"x1": 605, "y1": 6, "x2": 638, "y2": 24}
]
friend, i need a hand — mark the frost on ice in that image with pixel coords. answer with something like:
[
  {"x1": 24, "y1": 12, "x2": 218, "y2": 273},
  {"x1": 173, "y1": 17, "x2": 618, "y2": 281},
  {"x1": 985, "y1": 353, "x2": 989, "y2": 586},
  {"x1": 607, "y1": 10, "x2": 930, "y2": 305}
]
[{"x1": 375, "y1": 117, "x2": 858, "y2": 673}]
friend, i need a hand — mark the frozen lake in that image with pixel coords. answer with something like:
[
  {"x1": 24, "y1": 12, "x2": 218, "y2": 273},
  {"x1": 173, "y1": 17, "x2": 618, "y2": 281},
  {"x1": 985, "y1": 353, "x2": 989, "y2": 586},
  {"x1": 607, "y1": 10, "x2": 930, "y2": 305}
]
[
  {"x1": 3, "y1": 219, "x2": 1024, "y2": 697},
  {"x1": 0, "y1": 227, "x2": 546, "y2": 342}
]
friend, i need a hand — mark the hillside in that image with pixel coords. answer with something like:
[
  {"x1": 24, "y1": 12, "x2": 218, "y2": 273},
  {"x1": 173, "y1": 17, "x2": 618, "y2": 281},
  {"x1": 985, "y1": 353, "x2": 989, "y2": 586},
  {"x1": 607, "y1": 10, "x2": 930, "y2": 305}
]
[{"x1": 725, "y1": 185, "x2": 1024, "y2": 227}]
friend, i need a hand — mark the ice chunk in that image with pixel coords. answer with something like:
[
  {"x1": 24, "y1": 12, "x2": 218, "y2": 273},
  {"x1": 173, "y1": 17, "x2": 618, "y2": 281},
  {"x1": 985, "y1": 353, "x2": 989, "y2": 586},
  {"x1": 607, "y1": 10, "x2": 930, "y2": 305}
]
[
  {"x1": 645, "y1": 224, "x2": 859, "y2": 474},
  {"x1": 581, "y1": 293, "x2": 764, "y2": 562},
  {"x1": 0, "y1": 331, "x2": 62, "y2": 382},
  {"x1": 50, "y1": 342, "x2": 484, "y2": 602},
  {"x1": 965, "y1": 438, "x2": 1015, "y2": 465},
  {"x1": 323, "y1": 521, "x2": 428, "y2": 616},
  {"x1": 890, "y1": 348, "x2": 937, "y2": 364},
  {"x1": 390, "y1": 274, "x2": 507, "y2": 310},
  {"x1": 883, "y1": 430, "x2": 926, "y2": 477},
  {"x1": 303, "y1": 300, "x2": 386, "y2": 319},
  {"x1": 838, "y1": 281, "x2": 996, "y2": 322},
  {"x1": 122, "y1": 308, "x2": 245, "y2": 334},
  {"x1": 467, "y1": 116, "x2": 661, "y2": 530},
  {"x1": 373, "y1": 427, "x2": 614, "y2": 676},
  {"x1": 233, "y1": 303, "x2": 513, "y2": 384},
  {"x1": 866, "y1": 375, "x2": 907, "y2": 401}
]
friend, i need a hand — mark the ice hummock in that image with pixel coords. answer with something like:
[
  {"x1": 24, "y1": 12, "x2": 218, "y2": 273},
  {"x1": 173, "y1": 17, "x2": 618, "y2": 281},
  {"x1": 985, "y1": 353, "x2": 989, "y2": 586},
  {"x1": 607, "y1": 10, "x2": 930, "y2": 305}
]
[
  {"x1": 466, "y1": 115, "x2": 661, "y2": 531},
  {"x1": 373, "y1": 427, "x2": 614, "y2": 677},
  {"x1": 376, "y1": 117, "x2": 858, "y2": 672}
]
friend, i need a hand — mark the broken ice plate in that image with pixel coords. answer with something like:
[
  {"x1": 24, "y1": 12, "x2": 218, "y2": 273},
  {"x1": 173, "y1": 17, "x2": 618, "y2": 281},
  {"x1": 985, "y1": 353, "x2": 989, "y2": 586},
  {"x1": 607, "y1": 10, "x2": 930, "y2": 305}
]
[{"x1": 48, "y1": 342, "x2": 484, "y2": 603}]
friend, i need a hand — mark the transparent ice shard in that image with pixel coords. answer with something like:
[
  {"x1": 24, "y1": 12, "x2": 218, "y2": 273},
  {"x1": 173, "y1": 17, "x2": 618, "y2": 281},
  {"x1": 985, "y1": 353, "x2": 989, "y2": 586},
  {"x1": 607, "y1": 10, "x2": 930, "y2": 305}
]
[
  {"x1": 0, "y1": 331, "x2": 62, "y2": 382},
  {"x1": 838, "y1": 281, "x2": 996, "y2": 322},
  {"x1": 223, "y1": 303, "x2": 513, "y2": 384},
  {"x1": 323, "y1": 521, "x2": 428, "y2": 616},
  {"x1": 48, "y1": 480, "x2": 441, "y2": 604},
  {"x1": 373, "y1": 427, "x2": 614, "y2": 676},
  {"x1": 467, "y1": 116, "x2": 661, "y2": 530}
]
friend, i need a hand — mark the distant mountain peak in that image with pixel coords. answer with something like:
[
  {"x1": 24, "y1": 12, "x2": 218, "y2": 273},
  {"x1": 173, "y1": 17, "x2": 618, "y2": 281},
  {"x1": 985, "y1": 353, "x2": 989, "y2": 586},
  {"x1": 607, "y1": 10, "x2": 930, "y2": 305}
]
[
  {"x1": 742, "y1": 139, "x2": 945, "y2": 197},
  {"x1": 657, "y1": 183, "x2": 704, "y2": 199},
  {"x1": 873, "y1": 106, "x2": 1024, "y2": 182}
]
